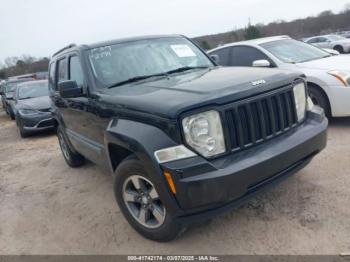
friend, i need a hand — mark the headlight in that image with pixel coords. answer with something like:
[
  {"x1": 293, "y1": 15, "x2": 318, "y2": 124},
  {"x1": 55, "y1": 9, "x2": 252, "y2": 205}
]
[
  {"x1": 19, "y1": 109, "x2": 39, "y2": 115},
  {"x1": 182, "y1": 110, "x2": 226, "y2": 157},
  {"x1": 328, "y1": 70, "x2": 350, "y2": 86},
  {"x1": 293, "y1": 82, "x2": 306, "y2": 122}
]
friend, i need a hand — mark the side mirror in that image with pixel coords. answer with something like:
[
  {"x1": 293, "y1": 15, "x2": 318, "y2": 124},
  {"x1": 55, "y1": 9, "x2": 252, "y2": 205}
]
[
  {"x1": 252, "y1": 59, "x2": 271, "y2": 68},
  {"x1": 58, "y1": 80, "x2": 83, "y2": 98},
  {"x1": 210, "y1": 54, "x2": 220, "y2": 64}
]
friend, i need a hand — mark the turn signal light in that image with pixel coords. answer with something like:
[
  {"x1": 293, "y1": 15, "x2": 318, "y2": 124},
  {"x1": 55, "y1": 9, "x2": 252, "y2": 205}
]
[{"x1": 164, "y1": 171, "x2": 176, "y2": 194}]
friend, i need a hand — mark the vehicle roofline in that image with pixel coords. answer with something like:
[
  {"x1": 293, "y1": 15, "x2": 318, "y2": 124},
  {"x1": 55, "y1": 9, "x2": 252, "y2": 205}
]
[
  {"x1": 207, "y1": 35, "x2": 292, "y2": 53},
  {"x1": 51, "y1": 34, "x2": 186, "y2": 58}
]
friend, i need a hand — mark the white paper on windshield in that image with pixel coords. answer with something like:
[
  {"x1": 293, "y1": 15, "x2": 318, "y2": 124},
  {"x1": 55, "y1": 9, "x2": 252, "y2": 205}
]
[{"x1": 170, "y1": 45, "x2": 196, "y2": 57}]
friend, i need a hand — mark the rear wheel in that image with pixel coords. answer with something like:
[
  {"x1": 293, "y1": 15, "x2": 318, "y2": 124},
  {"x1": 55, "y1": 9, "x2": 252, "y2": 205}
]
[
  {"x1": 114, "y1": 156, "x2": 185, "y2": 242},
  {"x1": 57, "y1": 126, "x2": 85, "y2": 167},
  {"x1": 308, "y1": 85, "x2": 331, "y2": 118},
  {"x1": 334, "y1": 45, "x2": 344, "y2": 54}
]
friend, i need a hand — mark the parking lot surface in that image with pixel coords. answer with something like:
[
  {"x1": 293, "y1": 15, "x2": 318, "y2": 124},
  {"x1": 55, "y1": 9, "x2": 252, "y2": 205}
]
[{"x1": 0, "y1": 110, "x2": 349, "y2": 255}]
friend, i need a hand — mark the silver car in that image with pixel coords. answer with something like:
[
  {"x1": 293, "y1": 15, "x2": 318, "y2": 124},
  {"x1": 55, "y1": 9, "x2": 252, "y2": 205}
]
[{"x1": 304, "y1": 34, "x2": 350, "y2": 53}]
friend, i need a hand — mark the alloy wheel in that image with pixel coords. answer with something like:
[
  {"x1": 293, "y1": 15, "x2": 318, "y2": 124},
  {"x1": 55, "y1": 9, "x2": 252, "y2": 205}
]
[{"x1": 122, "y1": 175, "x2": 166, "y2": 228}]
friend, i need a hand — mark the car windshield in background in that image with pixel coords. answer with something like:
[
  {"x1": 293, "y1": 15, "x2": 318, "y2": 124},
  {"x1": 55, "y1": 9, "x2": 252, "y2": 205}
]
[
  {"x1": 87, "y1": 37, "x2": 213, "y2": 88},
  {"x1": 18, "y1": 81, "x2": 48, "y2": 99},
  {"x1": 5, "y1": 83, "x2": 18, "y2": 92},
  {"x1": 260, "y1": 39, "x2": 330, "y2": 63},
  {"x1": 327, "y1": 35, "x2": 346, "y2": 41}
]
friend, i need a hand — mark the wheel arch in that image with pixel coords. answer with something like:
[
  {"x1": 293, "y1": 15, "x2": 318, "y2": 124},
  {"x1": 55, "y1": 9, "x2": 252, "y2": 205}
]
[
  {"x1": 104, "y1": 118, "x2": 181, "y2": 214},
  {"x1": 307, "y1": 81, "x2": 332, "y2": 117}
]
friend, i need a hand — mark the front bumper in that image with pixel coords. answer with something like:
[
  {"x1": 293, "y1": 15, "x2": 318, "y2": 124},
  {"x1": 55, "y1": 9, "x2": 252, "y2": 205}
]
[
  {"x1": 161, "y1": 109, "x2": 327, "y2": 221},
  {"x1": 20, "y1": 112, "x2": 55, "y2": 132}
]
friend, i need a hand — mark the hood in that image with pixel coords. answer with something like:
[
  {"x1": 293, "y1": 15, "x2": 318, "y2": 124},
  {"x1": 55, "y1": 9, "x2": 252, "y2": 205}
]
[
  {"x1": 17, "y1": 96, "x2": 51, "y2": 110},
  {"x1": 296, "y1": 55, "x2": 350, "y2": 71},
  {"x1": 101, "y1": 67, "x2": 302, "y2": 118}
]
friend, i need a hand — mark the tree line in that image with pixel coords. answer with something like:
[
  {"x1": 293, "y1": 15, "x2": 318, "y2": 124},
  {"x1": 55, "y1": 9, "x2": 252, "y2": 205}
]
[
  {"x1": 0, "y1": 55, "x2": 49, "y2": 79},
  {"x1": 1, "y1": 4, "x2": 349, "y2": 79},
  {"x1": 194, "y1": 3, "x2": 350, "y2": 50}
]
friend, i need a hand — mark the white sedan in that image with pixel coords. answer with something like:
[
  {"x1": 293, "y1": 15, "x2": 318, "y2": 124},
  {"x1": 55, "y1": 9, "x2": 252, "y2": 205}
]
[
  {"x1": 304, "y1": 34, "x2": 350, "y2": 53},
  {"x1": 208, "y1": 35, "x2": 350, "y2": 117}
]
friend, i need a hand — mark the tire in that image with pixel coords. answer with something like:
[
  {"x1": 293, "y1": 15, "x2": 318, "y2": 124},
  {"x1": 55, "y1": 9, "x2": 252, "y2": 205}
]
[
  {"x1": 114, "y1": 156, "x2": 185, "y2": 242},
  {"x1": 8, "y1": 105, "x2": 15, "y2": 120},
  {"x1": 10, "y1": 111, "x2": 15, "y2": 120},
  {"x1": 334, "y1": 45, "x2": 344, "y2": 54},
  {"x1": 57, "y1": 126, "x2": 85, "y2": 167},
  {"x1": 308, "y1": 85, "x2": 331, "y2": 118}
]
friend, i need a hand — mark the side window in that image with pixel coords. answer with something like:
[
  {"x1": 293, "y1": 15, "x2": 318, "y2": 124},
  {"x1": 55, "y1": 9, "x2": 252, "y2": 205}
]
[
  {"x1": 48, "y1": 62, "x2": 56, "y2": 90},
  {"x1": 69, "y1": 56, "x2": 84, "y2": 87},
  {"x1": 230, "y1": 46, "x2": 270, "y2": 67},
  {"x1": 57, "y1": 58, "x2": 68, "y2": 84},
  {"x1": 318, "y1": 37, "x2": 328, "y2": 43},
  {"x1": 307, "y1": 38, "x2": 319, "y2": 44},
  {"x1": 210, "y1": 48, "x2": 231, "y2": 66}
]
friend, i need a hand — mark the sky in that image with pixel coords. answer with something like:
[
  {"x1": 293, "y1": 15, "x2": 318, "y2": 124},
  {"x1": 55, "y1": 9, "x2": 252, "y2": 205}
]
[{"x1": 0, "y1": 0, "x2": 349, "y2": 63}]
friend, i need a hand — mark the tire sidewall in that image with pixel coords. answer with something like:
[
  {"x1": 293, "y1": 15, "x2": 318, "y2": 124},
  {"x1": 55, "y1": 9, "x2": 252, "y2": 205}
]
[{"x1": 57, "y1": 126, "x2": 84, "y2": 167}]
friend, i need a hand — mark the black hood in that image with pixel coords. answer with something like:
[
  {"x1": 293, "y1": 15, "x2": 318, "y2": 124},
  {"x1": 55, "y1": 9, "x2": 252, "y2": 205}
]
[
  {"x1": 100, "y1": 67, "x2": 303, "y2": 119},
  {"x1": 17, "y1": 96, "x2": 52, "y2": 110}
]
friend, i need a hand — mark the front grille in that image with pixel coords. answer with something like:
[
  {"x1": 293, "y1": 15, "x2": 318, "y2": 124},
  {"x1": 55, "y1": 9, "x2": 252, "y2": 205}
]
[{"x1": 224, "y1": 86, "x2": 298, "y2": 152}]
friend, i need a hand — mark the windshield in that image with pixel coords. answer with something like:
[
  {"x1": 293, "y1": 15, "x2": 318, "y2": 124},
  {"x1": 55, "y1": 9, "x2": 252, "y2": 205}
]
[
  {"x1": 5, "y1": 83, "x2": 18, "y2": 93},
  {"x1": 260, "y1": 39, "x2": 330, "y2": 63},
  {"x1": 327, "y1": 35, "x2": 346, "y2": 41},
  {"x1": 87, "y1": 37, "x2": 214, "y2": 88},
  {"x1": 18, "y1": 81, "x2": 48, "y2": 99}
]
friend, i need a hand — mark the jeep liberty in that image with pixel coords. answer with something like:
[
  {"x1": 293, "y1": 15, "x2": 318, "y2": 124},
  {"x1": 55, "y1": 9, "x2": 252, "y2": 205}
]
[{"x1": 49, "y1": 35, "x2": 327, "y2": 241}]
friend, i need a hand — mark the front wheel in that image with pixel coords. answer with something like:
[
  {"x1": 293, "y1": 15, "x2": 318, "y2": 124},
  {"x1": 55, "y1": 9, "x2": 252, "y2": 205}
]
[
  {"x1": 114, "y1": 156, "x2": 185, "y2": 242},
  {"x1": 57, "y1": 126, "x2": 85, "y2": 167},
  {"x1": 334, "y1": 45, "x2": 344, "y2": 54}
]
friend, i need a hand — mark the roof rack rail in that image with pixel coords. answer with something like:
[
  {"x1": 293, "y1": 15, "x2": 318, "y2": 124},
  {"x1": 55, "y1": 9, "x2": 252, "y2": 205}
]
[{"x1": 52, "y1": 43, "x2": 77, "y2": 57}]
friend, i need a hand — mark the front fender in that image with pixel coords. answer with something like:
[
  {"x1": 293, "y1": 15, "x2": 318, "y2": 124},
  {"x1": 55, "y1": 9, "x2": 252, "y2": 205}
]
[{"x1": 104, "y1": 118, "x2": 182, "y2": 215}]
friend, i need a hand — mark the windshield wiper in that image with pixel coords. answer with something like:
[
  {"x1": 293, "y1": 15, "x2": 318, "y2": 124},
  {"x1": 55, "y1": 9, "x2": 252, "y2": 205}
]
[
  {"x1": 166, "y1": 66, "x2": 210, "y2": 75},
  {"x1": 107, "y1": 73, "x2": 167, "y2": 89},
  {"x1": 20, "y1": 96, "x2": 35, "y2": 100}
]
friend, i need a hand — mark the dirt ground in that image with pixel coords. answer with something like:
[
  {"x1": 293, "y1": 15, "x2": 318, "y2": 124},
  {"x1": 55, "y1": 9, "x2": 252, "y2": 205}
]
[{"x1": 0, "y1": 109, "x2": 349, "y2": 255}]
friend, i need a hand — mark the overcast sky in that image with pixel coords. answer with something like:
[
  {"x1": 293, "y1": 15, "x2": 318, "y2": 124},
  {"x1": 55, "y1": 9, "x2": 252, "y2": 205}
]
[{"x1": 0, "y1": 0, "x2": 349, "y2": 63}]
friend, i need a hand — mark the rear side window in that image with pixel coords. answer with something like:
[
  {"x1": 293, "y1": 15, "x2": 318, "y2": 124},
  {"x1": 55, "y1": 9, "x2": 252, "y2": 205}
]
[
  {"x1": 57, "y1": 58, "x2": 68, "y2": 83},
  {"x1": 210, "y1": 47, "x2": 231, "y2": 66},
  {"x1": 230, "y1": 46, "x2": 270, "y2": 67},
  {"x1": 307, "y1": 38, "x2": 318, "y2": 44},
  {"x1": 69, "y1": 56, "x2": 84, "y2": 87}
]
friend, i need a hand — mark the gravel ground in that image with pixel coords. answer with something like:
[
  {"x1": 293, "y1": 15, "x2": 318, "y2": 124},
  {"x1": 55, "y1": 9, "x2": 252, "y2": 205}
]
[{"x1": 0, "y1": 110, "x2": 349, "y2": 255}]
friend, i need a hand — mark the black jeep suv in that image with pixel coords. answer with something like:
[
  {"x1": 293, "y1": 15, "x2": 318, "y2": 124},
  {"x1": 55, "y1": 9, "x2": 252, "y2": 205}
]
[{"x1": 49, "y1": 35, "x2": 327, "y2": 241}]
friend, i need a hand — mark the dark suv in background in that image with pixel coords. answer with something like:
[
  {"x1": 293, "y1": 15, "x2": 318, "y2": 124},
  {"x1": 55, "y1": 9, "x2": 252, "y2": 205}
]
[{"x1": 49, "y1": 35, "x2": 327, "y2": 241}]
